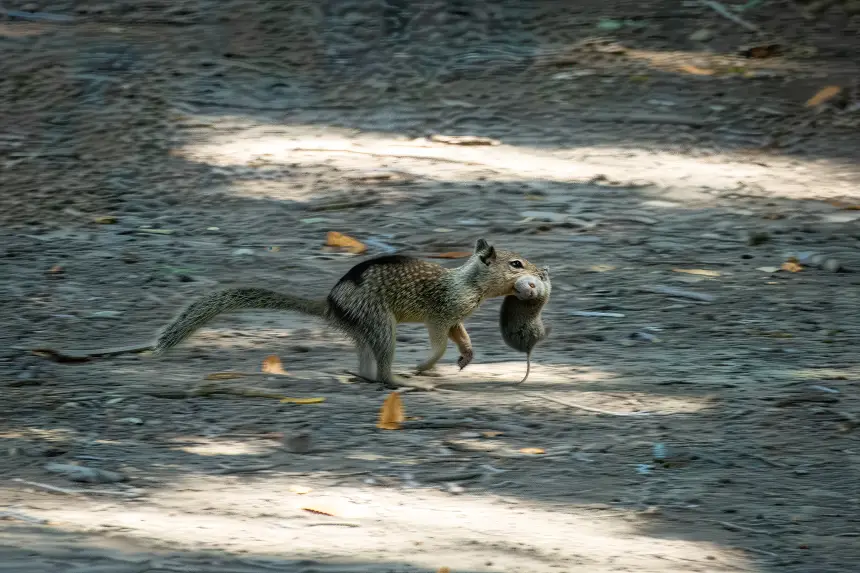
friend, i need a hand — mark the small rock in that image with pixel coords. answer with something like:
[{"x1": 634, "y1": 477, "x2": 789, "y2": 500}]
[
  {"x1": 689, "y1": 29, "x2": 714, "y2": 42},
  {"x1": 446, "y1": 483, "x2": 465, "y2": 494},
  {"x1": 520, "y1": 211, "x2": 568, "y2": 223},
  {"x1": 747, "y1": 231, "x2": 771, "y2": 246},
  {"x1": 88, "y1": 310, "x2": 122, "y2": 319},
  {"x1": 283, "y1": 430, "x2": 312, "y2": 454},
  {"x1": 44, "y1": 463, "x2": 126, "y2": 484},
  {"x1": 458, "y1": 431, "x2": 482, "y2": 439},
  {"x1": 822, "y1": 258, "x2": 843, "y2": 273}
]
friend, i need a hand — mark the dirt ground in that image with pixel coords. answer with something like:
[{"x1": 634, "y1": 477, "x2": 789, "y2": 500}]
[{"x1": 2, "y1": 1, "x2": 860, "y2": 572}]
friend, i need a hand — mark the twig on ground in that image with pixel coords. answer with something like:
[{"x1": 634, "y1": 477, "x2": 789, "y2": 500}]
[
  {"x1": 23, "y1": 343, "x2": 153, "y2": 363},
  {"x1": 290, "y1": 147, "x2": 497, "y2": 169},
  {"x1": 522, "y1": 392, "x2": 651, "y2": 417},
  {"x1": 401, "y1": 419, "x2": 534, "y2": 434},
  {"x1": 715, "y1": 520, "x2": 773, "y2": 535},
  {"x1": 737, "y1": 546, "x2": 778, "y2": 558},
  {"x1": 419, "y1": 471, "x2": 485, "y2": 483},
  {"x1": 306, "y1": 198, "x2": 380, "y2": 212},
  {"x1": 581, "y1": 113, "x2": 710, "y2": 127},
  {"x1": 744, "y1": 453, "x2": 788, "y2": 468},
  {"x1": 699, "y1": 0, "x2": 762, "y2": 32},
  {"x1": 639, "y1": 285, "x2": 716, "y2": 302},
  {"x1": 211, "y1": 463, "x2": 285, "y2": 475},
  {"x1": 12, "y1": 478, "x2": 140, "y2": 497}
]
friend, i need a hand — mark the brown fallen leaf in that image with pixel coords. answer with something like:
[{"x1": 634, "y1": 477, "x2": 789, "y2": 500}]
[
  {"x1": 426, "y1": 251, "x2": 472, "y2": 259},
  {"x1": 519, "y1": 447, "x2": 546, "y2": 455},
  {"x1": 191, "y1": 382, "x2": 324, "y2": 403},
  {"x1": 93, "y1": 215, "x2": 117, "y2": 224},
  {"x1": 782, "y1": 260, "x2": 803, "y2": 273},
  {"x1": 806, "y1": 86, "x2": 842, "y2": 107},
  {"x1": 302, "y1": 505, "x2": 338, "y2": 517},
  {"x1": 205, "y1": 372, "x2": 252, "y2": 380},
  {"x1": 262, "y1": 354, "x2": 288, "y2": 375},
  {"x1": 438, "y1": 568, "x2": 452, "y2": 573},
  {"x1": 377, "y1": 392, "x2": 405, "y2": 430},
  {"x1": 828, "y1": 200, "x2": 860, "y2": 210},
  {"x1": 741, "y1": 43, "x2": 782, "y2": 59},
  {"x1": 482, "y1": 431, "x2": 504, "y2": 438},
  {"x1": 680, "y1": 64, "x2": 714, "y2": 76},
  {"x1": 429, "y1": 134, "x2": 500, "y2": 146},
  {"x1": 325, "y1": 231, "x2": 367, "y2": 254},
  {"x1": 280, "y1": 397, "x2": 325, "y2": 404}
]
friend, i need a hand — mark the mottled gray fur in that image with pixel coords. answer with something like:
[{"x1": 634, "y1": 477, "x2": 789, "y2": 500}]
[{"x1": 153, "y1": 238, "x2": 541, "y2": 387}]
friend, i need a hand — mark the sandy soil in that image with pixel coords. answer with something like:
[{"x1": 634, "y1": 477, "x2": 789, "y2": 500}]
[{"x1": 1, "y1": 1, "x2": 859, "y2": 572}]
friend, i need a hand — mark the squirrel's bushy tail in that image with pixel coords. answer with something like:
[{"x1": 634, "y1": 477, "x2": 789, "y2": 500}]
[{"x1": 154, "y1": 287, "x2": 328, "y2": 354}]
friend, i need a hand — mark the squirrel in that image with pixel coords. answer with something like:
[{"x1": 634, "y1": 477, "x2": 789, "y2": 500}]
[
  {"x1": 152, "y1": 238, "x2": 542, "y2": 387},
  {"x1": 499, "y1": 266, "x2": 552, "y2": 384}
]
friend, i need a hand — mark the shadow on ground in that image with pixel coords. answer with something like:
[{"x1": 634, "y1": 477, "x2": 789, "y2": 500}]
[{"x1": 1, "y1": 1, "x2": 859, "y2": 572}]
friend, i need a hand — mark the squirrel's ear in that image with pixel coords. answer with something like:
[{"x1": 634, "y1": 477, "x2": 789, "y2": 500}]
[
  {"x1": 475, "y1": 238, "x2": 496, "y2": 265},
  {"x1": 479, "y1": 246, "x2": 496, "y2": 265}
]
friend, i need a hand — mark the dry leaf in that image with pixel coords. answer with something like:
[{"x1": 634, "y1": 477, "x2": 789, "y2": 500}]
[
  {"x1": 205, "y1": 372, "x2": 251, "y2": 380},
  {"x1": 482, "y1": 431, "x2": 503, "y2": 438},
  {"x1": 741, "y1": 44, "x2": 782, "y2": 59},
  {"x1": 764, "y1": 331, "x2": 793, "y2": 339},
  {"x1": 93, "y1": 215, "x2": 117, "y2": 224},
  {"x1": 828, "y1": 200, "x2": 860, "y2": 210},
  {"x1": 262, "y1": 354, "x2": 288, "y2": 375},
  {"x1": 438, "y1": 568, "x2": 452, "y2": 573},
  {"x1": 280, "y1": 397, "x2": 326, "y2": 404},
  {"x1": 325, "y1": 231, "x2": 367, "y2": 254},
  {"x1": 806, "y1": 86, "x2": 842, "y2": 107},
  {"x1": 47, "y1": 265, "x2": 64, "y2": 275},
  {"x1": 782, "y1": 260, "x2": 803, "y2": 273},
  {"x1": 672, "y1": 268, "x2": 721, "y2": 277},
  {"x1": 288, "y1": 485, "x2": 312, "y2": 495},
  {"x1": 519, "y1": 448, "x2": 546, "y2": 455},
  {"x1": 302, "y1": 505, "x2": 338, "y2": 517},
  {"x1": 426, "y1": 251, "x2": 472, "y2": 259},
  {"x1": 377, "y1": 392, "x2": 405, "y2": 430},
  {"x1": 680, "y1": 64, "x2": 714, "y2": 76}
]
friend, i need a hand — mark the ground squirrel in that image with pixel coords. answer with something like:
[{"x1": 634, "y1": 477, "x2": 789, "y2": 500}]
[
  {"x1": 499, "y1": 266, "x2": 551, "y2": 384},
  {"x1": 153, "y1": 238, "x2": 542, "y2": 387}
]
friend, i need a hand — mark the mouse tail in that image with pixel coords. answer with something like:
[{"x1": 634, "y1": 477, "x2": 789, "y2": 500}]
[{"x1": 515, "y1": 352, "x2": 532, "y2": 385}]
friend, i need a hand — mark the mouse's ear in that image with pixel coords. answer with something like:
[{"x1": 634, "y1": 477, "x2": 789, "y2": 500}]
[{"x1": 540, "y1": 266, "x2": 550, "y2": 280}]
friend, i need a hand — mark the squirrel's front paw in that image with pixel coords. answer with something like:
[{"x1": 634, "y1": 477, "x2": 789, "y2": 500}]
[{"x1": 457, "y1": 348, "x2": 474, "y2": 370}]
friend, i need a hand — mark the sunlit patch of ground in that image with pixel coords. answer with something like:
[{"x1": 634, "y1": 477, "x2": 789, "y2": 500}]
[
  {"x1": 174, "y1": 123, "x2": 858, "y2": 203},
  {"x1": 5, "y1": 476, "x2": 752, "y2": 572}
]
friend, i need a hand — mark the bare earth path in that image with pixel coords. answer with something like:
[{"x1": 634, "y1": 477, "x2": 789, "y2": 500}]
[{"x1": 1, "y1": 1, "x2": 859, "y2": 572}]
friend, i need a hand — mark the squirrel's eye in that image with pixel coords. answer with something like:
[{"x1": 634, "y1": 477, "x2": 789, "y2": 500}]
[{"x1": 509, "y1": 260, "x2": 523, "y2": 269}]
